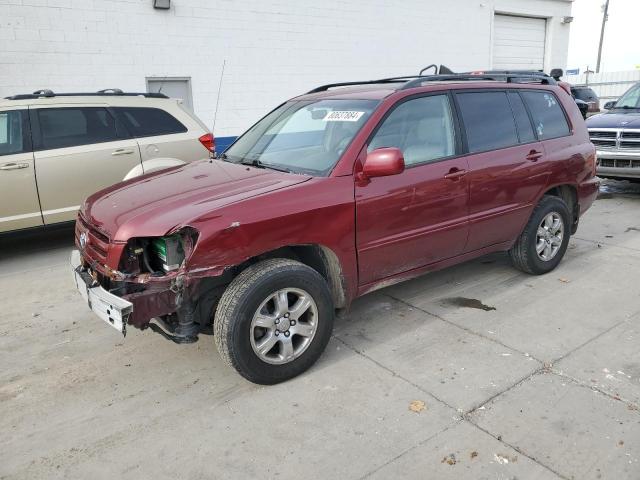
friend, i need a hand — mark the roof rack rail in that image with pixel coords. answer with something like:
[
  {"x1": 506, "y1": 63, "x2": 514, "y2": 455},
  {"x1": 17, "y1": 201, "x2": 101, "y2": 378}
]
[
  {"x1": 306, "y1": 78, "x2": 410, "y2": 94},
  {"x1": 400, "y1": 73, "x2": 556, "y2": 90},
  {"x1": 306, "y1": 70, "x2": 556, "y2": 95},
  {"x1": 4, "y1": 90, "x2": 170, "y2": 100},
  {"x1": 97, "y1": 88, "x2": 124, "y2": 94}
]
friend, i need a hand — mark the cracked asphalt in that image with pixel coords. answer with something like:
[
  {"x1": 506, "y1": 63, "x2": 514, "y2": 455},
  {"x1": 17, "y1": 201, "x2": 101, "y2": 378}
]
[{"x1": 1, "y1": 180, "x2": 639, "y2": 479}]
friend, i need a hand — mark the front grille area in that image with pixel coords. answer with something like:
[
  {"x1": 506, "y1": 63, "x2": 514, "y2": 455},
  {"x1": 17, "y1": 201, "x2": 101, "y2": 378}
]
[
  {"x1": 589, "y1": 129, "x2": 640, "y2": 151},
  {"x1": 76, "y1": 215, "x2": 111, "y2": 265},
  {"x1": 589, "y1": 130, "x2": 617, "y2": 149},
  {"x1": 620, "y1": 131, "x2": 640, "y2": 149},
  {"x1": 599, "y1": 158, "x2": 640, "y2": 168}
]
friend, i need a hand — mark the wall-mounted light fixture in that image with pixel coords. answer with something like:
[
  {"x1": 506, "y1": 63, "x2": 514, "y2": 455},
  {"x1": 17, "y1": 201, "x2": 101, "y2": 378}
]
[
  {"x1": 561, "y1": 16, "x2": 574, "y2": 24},
  {"x1": 153, "y1": 0, "x2": 170, "y2": 10}
]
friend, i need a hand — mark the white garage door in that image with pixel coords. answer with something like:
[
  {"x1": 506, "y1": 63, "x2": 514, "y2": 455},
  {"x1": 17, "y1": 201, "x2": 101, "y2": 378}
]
[{"x1": 492, "y1": 14, "x2": 546, "y2": 70}]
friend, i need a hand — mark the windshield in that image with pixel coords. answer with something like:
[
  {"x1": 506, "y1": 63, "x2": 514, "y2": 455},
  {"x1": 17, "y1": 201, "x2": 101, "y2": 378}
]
[
  {"x1": 615, "y1": 83, "x2": 640, "y2": 109},
  {"x1": 223, "y1": 99, "x2": 379, "y2": 176}
]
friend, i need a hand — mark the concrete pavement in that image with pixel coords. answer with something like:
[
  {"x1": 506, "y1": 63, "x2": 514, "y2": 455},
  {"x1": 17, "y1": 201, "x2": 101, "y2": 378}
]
[{"x1": 1, "y1": 181, "x2": 639, "y2": 479}]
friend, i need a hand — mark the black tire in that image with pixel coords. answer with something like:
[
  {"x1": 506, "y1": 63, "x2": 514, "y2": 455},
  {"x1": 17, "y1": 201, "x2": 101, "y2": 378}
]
[
  {"x1": 509, "y1": 195, "x2": 571, "y2": 275},
  {"x1": 214, "y1": 258, "x2": 334, "y2": 384}
]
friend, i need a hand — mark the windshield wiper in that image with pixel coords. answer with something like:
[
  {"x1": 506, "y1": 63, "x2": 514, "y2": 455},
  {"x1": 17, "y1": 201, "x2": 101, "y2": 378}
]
[{"x1": 240, "y1": 158, "x2": 291, "y2": 173}]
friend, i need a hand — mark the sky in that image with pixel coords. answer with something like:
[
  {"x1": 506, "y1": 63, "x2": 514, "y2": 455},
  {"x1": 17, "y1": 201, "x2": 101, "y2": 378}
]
[{"x1": 567, "y1": 0, "x2": 640, "y2": 73}]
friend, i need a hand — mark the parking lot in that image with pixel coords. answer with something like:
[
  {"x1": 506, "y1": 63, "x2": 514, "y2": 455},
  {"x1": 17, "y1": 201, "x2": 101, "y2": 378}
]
[{"x1": 0, "y1": 180, "x2": 638, "y2": 480}]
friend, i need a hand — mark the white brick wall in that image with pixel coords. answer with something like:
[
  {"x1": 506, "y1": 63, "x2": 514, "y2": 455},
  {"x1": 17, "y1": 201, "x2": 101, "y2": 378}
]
[{"x1": 0, "y1": 0, "x2": 573, "y2": 137}]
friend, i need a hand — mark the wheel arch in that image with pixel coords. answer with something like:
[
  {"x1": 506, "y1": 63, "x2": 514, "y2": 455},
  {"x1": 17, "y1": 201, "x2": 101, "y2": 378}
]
[
  {"x1": 231, "y1": 244, "x2": 348, "y2": 309},
  {"x1": 541, "y1": 184, "x2": 579, "y2": 233},
  {"x1": 123, "y1": 157, "x2": 186, "y2": 181}
]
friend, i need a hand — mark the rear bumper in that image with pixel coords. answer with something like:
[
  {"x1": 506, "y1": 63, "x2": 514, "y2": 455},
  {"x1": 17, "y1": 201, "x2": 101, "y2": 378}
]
[{"x1": 71, "y1": 250, "x2": 132, "y2": 335}]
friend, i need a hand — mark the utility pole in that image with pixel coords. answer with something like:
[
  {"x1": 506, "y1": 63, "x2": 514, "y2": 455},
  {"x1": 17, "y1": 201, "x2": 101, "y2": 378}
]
[{"x1": 596, "y1": 0, "x2": 609, "y2": 73}]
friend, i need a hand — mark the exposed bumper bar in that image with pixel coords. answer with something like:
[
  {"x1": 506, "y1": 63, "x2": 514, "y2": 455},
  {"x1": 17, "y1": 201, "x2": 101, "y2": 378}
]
[{"x1": 70, "y1": 249, "x2": 133, "y2": 335}]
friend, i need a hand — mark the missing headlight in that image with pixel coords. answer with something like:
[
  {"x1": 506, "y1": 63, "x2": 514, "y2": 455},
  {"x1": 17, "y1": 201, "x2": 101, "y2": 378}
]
[
  {"x1": 150, "y1": 235, "x2": 185, "y2": 272},
  {"x1": 121, "y1": 228, "x2": 199, "y2": 275}
]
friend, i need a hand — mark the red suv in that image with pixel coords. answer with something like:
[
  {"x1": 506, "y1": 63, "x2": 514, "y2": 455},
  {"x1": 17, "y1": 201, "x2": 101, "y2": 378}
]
[{"x1": 72, "y1": 73, "x2": 599, "y2": 384}]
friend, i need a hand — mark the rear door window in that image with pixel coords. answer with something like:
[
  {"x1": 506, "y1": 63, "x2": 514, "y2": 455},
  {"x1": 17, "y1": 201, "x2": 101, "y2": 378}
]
[
  {"x1": 114, "y1": 107, "x2": 187, "y2": 138},
  {"x1": 36, "y1": 107, "x2": 119, "y2": 150},
  {"x1": 507, "y1": 92, "x2": 536, "y2": 144},
  {"x1": 521, "y1": 91, "x2": 570, "y2": 140},
  {"x1": 456, "y1": 91, "x2": 518, "y2": 153},
  {"x1": 0, "y1": 110, "x2": 30, "y2": 156}
]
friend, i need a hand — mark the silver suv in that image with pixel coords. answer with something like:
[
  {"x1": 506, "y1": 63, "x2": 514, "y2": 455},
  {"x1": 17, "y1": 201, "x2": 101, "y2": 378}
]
[{"x1": 0, "y1": 89, "x2": 212, "y2": 233}]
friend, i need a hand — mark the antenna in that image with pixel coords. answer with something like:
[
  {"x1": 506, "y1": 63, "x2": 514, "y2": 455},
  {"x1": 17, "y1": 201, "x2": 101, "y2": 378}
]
[{"x1": 211, "y1": 59, "x2": 226, "y2": 155}]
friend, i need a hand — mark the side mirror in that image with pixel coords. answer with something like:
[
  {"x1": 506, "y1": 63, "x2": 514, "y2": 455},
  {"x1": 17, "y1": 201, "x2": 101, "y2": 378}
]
[
  {"x1": 604, "y1": 101, "x2": 616, "y2": 110},
  {"x1": 361, "y1": 147, "x2": 405, "y2": 179}
]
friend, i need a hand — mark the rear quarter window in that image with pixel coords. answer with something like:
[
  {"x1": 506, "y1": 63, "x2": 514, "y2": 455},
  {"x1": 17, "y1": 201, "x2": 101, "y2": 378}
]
[
  {"x1": 115, "y1": 107, "x2": 187, "y2": 138},
  {"x1": 521, "y1": 91, "x2": 570, "y2": 140}
]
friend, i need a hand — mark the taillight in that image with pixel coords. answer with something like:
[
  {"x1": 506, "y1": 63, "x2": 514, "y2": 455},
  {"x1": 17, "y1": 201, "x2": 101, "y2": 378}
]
[{"x1": 199, "y1": 133, "x2": 215, "y2": 153}]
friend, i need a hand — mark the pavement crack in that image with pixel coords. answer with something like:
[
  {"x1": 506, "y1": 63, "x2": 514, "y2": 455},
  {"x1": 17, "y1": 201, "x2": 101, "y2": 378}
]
[
  {"x1": 573, "y1": 236, "x2": 640, "y2": 253},
  {"x1": 464, "y1": 368, "x2": 544, "y2": 417},
  {"x1": 550, "y1": 318, "x2": 629, "y2": 365},
  {"x1": 465, "y1": 418, "x2": 571, "y2": 480},
  {"x1": 357, "y1": 420, "x2": 460, "y2": 480},
  {"x1": 551, "y1": 370, "x2": 640, "y2": 411},
  {"x1": 332, "y1": 335, "x2": 457, "y2": 413},
  {"x1": 385, "y1": 292, "x2": 545, "y2": 364}
]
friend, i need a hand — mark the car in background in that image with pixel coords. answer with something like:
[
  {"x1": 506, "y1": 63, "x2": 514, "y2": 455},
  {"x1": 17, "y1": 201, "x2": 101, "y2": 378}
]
[
  {"x1": 586, "y1": 81, "x2": 640, "y2": 181},
  {"x1": 574, "y1": 98, "x2": 589, "y2": 120},
  {"x1": 0, "y1": 89, "x2": 213, "y2": 233},
  {"x1": 71, "y1": 72, "x2": 598, "y2": 384},
  {"x1": 571, "y1": 86, "x2": 600, "y2": 114}
]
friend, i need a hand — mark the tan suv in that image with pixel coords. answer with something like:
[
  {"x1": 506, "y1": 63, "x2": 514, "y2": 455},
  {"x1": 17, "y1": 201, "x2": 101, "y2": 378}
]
[{"x1": 0, "y1": 89, "x2": 212, "y2": 233}]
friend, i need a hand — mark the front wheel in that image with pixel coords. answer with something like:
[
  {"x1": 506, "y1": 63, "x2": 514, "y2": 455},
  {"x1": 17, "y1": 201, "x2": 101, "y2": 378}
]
[
  {"x1": 509, "y1": 195, "x2": 571, "y2": 275},
  {"x1": 214, "y1": 258, "x2": 334, "y2": 384}
]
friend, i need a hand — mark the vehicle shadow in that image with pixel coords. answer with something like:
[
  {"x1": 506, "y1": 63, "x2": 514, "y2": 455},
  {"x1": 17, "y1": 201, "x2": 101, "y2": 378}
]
[{"x1": 0, "y1": 224, "x2": 75, "y2": 264}]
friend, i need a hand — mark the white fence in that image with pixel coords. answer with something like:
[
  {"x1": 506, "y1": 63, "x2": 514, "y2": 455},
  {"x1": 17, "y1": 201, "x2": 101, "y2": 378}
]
[{"x1": 565, "y1": 70, "x2": 640, "y2": 102}]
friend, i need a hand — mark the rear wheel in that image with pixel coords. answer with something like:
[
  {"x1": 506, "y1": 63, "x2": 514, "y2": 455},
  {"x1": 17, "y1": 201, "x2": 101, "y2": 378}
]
[
  {"x1": 509, "y1": 195, "x2": 571, "y2": 275},
  {"x1": 214, "y1": 258, "x2": 334, "y2": 384}
]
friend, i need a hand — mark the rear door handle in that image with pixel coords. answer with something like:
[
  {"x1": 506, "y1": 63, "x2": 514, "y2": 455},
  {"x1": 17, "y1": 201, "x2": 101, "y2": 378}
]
[
  {"x1": 444, "y1": 168, "x2": 467, "y2": 180},
  {"x1": 0, "y1": 162, "x2": 29, "y2": 171},
  {"x1": 526, "y1": 150, "x2": 543, "y2": 162},
  {"x1": 112, "y1": 149, "x2": 134, "y2": 156}
]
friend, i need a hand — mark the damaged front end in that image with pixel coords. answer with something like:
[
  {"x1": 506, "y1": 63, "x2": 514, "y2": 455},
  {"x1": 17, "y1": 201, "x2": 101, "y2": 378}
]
[{"x1": 72, "y1": 220, "x2": 219, "y2": 344}]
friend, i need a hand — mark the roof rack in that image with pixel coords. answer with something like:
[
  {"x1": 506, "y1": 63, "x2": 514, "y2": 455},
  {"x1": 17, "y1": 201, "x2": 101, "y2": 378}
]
[
  {"x1": 307, "y1": 68, "x2": 556, "y2": 95},
  {"x1": 400, "y1": 73, "x2": 556, "y2": 90},
  {"x1": 4, "y1": 89, "x2": 169, "y2": 100}
]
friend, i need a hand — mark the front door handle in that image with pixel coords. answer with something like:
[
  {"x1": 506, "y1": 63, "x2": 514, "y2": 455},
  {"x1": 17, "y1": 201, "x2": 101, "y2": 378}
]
[
  {"x1": 112, "y1": 149, "x2": 134, "y2": 156},
  {"x1": 0, "y1": 162, "x2": 29, "y2": 171},
  {"x1": 444, "y1": 168, "x2": 467, "y2": 181},
  {"x1": 526, "y1": 150, "x2": 543, "y2": 162}
]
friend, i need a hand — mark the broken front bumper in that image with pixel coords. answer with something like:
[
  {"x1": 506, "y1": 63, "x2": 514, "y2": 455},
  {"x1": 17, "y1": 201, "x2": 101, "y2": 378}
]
[{"x1": 70, "y1": 250, "x2": 133, "y2": 336}]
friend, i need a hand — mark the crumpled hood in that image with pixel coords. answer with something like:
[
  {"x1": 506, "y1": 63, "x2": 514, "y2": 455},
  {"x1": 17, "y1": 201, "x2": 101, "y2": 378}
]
[
  {"x1": 586, "y1": 111, "x2": 640, "y2": 129},
  {"x1": 82, "y1": 160, "x2": 310, "y2": 241}
]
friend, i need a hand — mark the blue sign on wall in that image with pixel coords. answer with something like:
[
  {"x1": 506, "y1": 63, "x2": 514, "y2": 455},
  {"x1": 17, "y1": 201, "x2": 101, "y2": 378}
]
[{"x1": 566, "y1": 68, "x2": 580, "y2": 76}]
